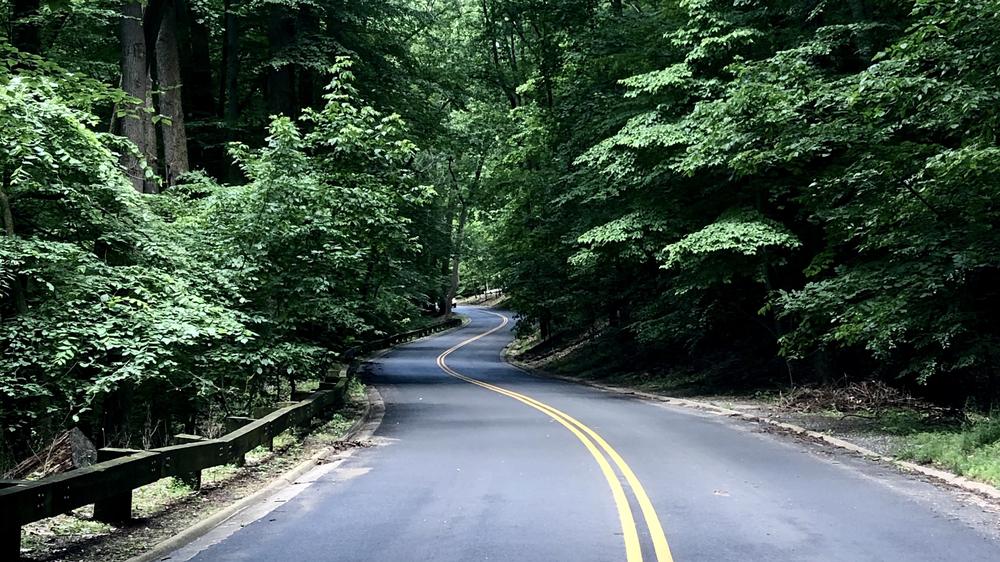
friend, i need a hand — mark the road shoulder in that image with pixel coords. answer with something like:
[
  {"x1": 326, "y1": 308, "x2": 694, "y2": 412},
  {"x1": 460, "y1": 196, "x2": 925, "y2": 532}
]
[
  {"x1": 139, "y1": 385, "x2": 386, "y2": 562},
  {"x1": 503, "y1": 347, "x2": 1000, "y2": 505},
  {"x1": 140, "y1": 316, "x2": 469, "y2": 562}
]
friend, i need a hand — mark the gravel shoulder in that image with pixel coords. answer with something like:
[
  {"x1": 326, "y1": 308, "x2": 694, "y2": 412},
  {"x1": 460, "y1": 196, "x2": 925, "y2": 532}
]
[{"x1": 665, "y1": 394, "x2": 909, "y2": 457}]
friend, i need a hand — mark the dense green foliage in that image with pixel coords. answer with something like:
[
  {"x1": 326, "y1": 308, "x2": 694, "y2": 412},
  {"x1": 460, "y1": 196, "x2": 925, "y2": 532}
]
[
  {"x1": 431, "y1": 0, "x2": 1000, "y2": 407},
  {"x1": 3, "y1": 0, "x2": 1000, "y2": 470},
  {"x1": 0, "y1": 0, "x2": 458, "y2": 469}
]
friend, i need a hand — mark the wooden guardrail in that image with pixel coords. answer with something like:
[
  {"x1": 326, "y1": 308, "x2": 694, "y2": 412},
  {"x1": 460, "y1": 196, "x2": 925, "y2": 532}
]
[{"x1": 1, "y1": 316, "x2": 462, "y2": 560}]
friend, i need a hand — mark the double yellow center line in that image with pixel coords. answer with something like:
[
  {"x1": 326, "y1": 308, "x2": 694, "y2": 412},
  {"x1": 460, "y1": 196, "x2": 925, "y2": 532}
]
[{"x1": 435, "y1": 311, "x2": 674, "y2": 562}]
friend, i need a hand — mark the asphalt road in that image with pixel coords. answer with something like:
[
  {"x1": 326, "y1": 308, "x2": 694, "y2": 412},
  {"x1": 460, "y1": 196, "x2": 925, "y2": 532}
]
[{"x1": 177, "y1": 306, "x2": 1000, "y2": 561}]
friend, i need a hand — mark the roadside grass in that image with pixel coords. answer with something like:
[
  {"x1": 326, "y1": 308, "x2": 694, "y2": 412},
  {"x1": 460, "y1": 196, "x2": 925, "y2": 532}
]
[
  {"x1": 737, "y1": 404, "x2": 1000, "y2": 487},
  {"x1": 896, "y1": 414, "x2": 1000, "y2": 486}
]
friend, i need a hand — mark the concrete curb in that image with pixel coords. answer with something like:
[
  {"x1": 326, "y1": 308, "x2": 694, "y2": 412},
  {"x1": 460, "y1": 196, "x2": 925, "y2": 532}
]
[
  {"x1": 127, "y1": 386, "x2": 383, "y2": 562},
  {"x1": 505, "y1": 353, "x2": 1000, "y2": 503}
]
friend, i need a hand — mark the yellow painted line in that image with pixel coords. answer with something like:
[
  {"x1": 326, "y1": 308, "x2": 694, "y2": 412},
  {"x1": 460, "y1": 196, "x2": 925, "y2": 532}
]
[
  {"x1": 435, "y1": 311, "x2": 675, "y2": 562},
  {"x1": 434, "y1": 317, "x2": 641, "y2": 562}
]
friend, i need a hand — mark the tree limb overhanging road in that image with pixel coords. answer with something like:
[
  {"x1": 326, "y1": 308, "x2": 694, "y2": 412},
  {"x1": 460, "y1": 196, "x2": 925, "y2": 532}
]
[{"x1": 172, "y1": 307, "x2": 1000, "y2": 562}]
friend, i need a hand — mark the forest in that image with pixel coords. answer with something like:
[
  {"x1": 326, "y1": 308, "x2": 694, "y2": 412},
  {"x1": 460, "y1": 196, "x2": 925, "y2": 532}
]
[{"x1": 2, "y1": 0, "x2": 1000, "y2": 473}]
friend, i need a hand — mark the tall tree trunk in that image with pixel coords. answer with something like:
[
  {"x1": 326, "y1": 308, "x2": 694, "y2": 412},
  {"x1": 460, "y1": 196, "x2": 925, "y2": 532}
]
[
  {"x1": 444, "y1": 158, "x2": 484, "y2": 314},
  {"x1": 155, "y1": 0, "x2": 189, "y2": 188},
  {"x1": 0, "y1": 170, "x2": 27, "y2": 315},
  {"x1": 220, "y1": 0, "x2": 240, "y2": 123},
  {"x1": 539, "y1": 311, "x2": 552, "y2": 341},
  {"x1": 848, "y1": 0, "x2": 874, "y2": 61},
  {"x1": 755, "y1": 187, "x2": 794, "y2": 386},
  {"x1": 480, "y1": 0, "x2": 518, "y2": 108},
  {"x1": 442, "y1": 158, "x2": 462, "y2": 316},
  {"x1": 447, "y1": 199, "x2": 469, "y2": 315},
  {"x1": 359, "y1": 250, "x2": 381, "y2": 301},
  {"x1": 12, "y1": 0, "x2": 42, "y2": 53},
  {"x1": 266, "y1": 7, "x2": 295, "y2": 117},
  {"x1": 120, "y1": 1, "x2": 158, "y2": 193},
  {"x1": 219, "y1": 0, "x2": 241, "y2": 181},
  {"x1": 296, "y1": 7, "x2": 318, "y2": 111},
  {"x1": 438, "y1": 182, "x2": 457, "y2": 315},
  {"x1": 143, "y1": 77, "x2": 159, "y2": 194},
  {"x1": 176, "y1": 0, "x2": 214, "y2": 119},
  {"x1": 534, "y1": 23, "x2": 556, "y2": 109},
  {"x1": 297, "y1": 69, "x2": 315, "y2": 113}
]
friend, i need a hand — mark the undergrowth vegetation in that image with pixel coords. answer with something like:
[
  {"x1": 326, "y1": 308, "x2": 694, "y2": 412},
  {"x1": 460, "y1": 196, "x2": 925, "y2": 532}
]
[
  {"x1": 0, "y1": 58, "x2": 444, "y2": 472},
  {"x1": 899, "y1": 416, "x2": 1000, "y2": 486}
]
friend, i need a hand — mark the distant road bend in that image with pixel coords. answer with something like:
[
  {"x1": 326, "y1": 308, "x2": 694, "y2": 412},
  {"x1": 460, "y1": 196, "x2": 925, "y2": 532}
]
[{"x1": 174, "y1": 306, "x2": 1000, "y2": 562}]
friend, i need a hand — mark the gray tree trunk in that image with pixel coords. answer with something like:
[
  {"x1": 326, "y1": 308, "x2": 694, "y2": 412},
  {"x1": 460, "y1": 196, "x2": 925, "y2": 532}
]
[
  {"x1": 444, "y1": 158, "x2": 484, "y2": 314},
  {"x1": 143, "y1": 78, "x2": 159, "y2": 194},
  {"x1": 176, "y1": 0, "x2": 214, "y2": 119},
  {"x1": 120, "y1": 1, "x2": 158, "y2": 193},
  {"x1": 220, "y1": 0, "x2": 240, "y2": 124},
  {"x1": 447, "y1": 199, "x2": 469, "y2": 314},
  {"x1": 0, "y1": 170, "x2": 27, "y2": 315},
  {"x1": 155, "y1": 0, "x2": 189, "y2": 188},
  {"x1": 220, "y1": 0, "x2": 241, "y2": 181},
  {"x1": 266, "y1": 6, "x2": 295, "y2": 117}
]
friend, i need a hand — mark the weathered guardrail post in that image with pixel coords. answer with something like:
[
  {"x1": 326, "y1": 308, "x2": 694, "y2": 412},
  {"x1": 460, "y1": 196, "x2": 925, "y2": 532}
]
[
  {"x1": 225, "y1": 416, "x2": 261, "y2": 452},
  {"x1": 2, "y1": 525, "x2": 17, "y2": 561},
  {"x1": 172, "y1": 435, "x2": 209, "y2": 486},
  {"x1": 224, "y1": 416, "x2": 256, "y2": 433},
  {"x1": 1, "y1": 481, "x2": 24, "y2": 560},
  {"x1": 92, "y1": 448, "x2": 142, "y2": 523},
  {"x1": 2, "y1": 521, "x2": 18, "y2": 561},
  {"x1": 252, "y1": 402, "x2": 296, "y2": 420}
]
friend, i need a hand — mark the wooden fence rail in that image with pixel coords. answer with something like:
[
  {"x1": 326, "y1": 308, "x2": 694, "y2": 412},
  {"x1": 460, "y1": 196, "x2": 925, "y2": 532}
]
[{"x1": 1, "y1": 316, "x2": 462, "y2": 560}]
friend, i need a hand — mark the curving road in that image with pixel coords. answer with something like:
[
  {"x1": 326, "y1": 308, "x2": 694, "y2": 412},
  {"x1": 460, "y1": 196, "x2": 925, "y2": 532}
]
[{"x1": 173, "y1": 306, "x2": 1000, "y2": 561}]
